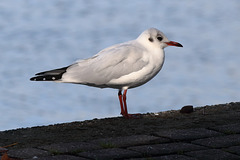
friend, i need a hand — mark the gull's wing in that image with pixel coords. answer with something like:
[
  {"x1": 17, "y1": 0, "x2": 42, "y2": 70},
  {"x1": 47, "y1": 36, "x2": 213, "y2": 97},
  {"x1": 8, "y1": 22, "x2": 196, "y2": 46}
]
[{"x1": 61, "y1": 41, "x2": 148, "y2": 88}]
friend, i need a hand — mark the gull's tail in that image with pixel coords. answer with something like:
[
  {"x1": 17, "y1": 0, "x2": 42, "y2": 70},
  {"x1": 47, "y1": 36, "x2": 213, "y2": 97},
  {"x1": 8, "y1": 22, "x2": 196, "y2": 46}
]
[{"x1": 30, "y1": 66, "x2": 69, "y2": 81}]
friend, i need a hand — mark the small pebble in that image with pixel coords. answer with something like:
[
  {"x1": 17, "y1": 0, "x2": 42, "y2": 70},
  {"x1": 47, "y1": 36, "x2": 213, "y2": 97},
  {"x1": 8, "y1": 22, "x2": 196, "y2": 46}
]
[{"x1": 180, "y1": 105, "x2": 193, "y2": 113}]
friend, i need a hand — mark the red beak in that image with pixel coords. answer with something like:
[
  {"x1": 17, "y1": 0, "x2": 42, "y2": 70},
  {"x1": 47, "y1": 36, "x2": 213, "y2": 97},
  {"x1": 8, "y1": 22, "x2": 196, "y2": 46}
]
[{"x1": 165, "y1": 41, "x2": 183, "y2": 47}]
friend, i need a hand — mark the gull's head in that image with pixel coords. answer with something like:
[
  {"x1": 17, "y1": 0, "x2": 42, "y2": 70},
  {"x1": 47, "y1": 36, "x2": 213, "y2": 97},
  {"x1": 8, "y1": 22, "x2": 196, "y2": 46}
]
[{"x1": 137, "y1": 28, "x2": 183, "y2": 49}]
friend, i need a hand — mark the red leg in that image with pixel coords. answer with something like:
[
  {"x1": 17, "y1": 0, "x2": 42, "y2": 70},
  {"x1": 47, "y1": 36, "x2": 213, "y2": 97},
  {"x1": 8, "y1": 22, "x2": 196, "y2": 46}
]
[
  {"x1": 118, "y1": 90, "x2": 125, "y2": 116},
  {"x1": 118, "y1": 89, "x2": 142, "y2": 119},
  {"x1": 122, "y1": 89, "x2": 129, "y2": 117}
]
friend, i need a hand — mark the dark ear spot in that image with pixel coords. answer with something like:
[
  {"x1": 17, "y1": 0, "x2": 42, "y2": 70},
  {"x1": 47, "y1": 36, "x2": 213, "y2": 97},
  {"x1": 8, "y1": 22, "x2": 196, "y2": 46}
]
[{"x1": 148, "y1": 37, "x2": 154, "y2": 42}]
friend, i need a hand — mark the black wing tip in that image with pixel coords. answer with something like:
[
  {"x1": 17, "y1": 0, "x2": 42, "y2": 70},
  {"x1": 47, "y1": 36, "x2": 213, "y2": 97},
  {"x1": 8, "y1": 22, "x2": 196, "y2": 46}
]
[
  {"x1": 30, "y1": 77, "x2": 36, "y2": 81},
  {"x1": 30, "y1": 66, "x2": 69, "y2": 81},
  {"x1": 29, "y1": 76, "x2": 47, "y2": 81},
  {"x1": 30, "y1": 75, "x2": 59, "y2": 81}
]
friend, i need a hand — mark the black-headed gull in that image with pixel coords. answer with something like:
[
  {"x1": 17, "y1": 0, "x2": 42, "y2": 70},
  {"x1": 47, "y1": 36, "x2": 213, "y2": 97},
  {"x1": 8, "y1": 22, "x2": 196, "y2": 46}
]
[{"x1": 30, "y1": 28, "x2": 183, "y2": 118}]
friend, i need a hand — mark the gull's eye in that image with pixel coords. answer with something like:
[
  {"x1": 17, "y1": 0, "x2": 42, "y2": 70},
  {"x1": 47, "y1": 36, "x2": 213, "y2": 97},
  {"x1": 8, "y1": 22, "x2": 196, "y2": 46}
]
[{"x1": 157, "y1": 37, "x2": 163, "y2": 41}]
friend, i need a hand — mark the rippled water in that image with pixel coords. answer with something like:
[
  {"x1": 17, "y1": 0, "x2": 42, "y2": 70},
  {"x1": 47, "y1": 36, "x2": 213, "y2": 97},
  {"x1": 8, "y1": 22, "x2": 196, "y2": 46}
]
[{"x1": 0, "y1": 0, "x2": 240, "y2": 131}]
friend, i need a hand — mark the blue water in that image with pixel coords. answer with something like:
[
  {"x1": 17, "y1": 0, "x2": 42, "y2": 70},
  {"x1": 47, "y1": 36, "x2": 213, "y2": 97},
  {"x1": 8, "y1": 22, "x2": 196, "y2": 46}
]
[{"x1": 0, "y1": 0, "x2": 240, "y2": 131}]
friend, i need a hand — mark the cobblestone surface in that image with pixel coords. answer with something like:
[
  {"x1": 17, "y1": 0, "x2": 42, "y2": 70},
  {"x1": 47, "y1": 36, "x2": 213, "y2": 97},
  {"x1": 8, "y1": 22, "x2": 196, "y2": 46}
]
[
  {"x1": 25, "y1": 155, "x2": 88, "y2": 160},
  {"x1": 192, "y1": 134, "x2": 240, "y2": 148},
  {"x1": 38, "y1": 142, "x2": 101, "y2": 154},
  {"x1": 9, "y1": 130, "x2": 239, "y2": 160},
  {"x1": 7, "y1": 148, "x2": 50, "y2": 159},
  {"x1": 210, "y1": 123, "x2": 240, "y2": 134},
  {"x1": 130, "y1": 155, "x2": 198, "y2": 160},
  {"x1": 185, "y1": 149, "x2": 240, "y2": 160},
  {"x1": 225, "y1": 145, "x2": 240, "y2": 156},
  {"x1": 128, "y1": 142, "x2": 206, "y2": 156},
  {"x1": 154, "y1": 128, "x2": 223, "y2": 141},
  {"x1": 78, "y1": 148, "x2": 141, "y2": 160},
  {"x1": 1, "y1": 103, "x2": 240, "y2": 160},
  {"x1": 90, "y1": 135, "x2": 169, "y2": 148}
]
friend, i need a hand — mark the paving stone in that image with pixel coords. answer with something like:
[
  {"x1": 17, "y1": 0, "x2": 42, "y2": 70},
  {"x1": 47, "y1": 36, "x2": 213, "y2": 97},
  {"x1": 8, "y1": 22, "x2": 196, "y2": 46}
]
[
  {"x1": 25, "y1": 155, "x2": 88, "y2": 160},
  {"x1": 7, "y1": 148, "x2": 50, "y2": 159},
  {"x1": 90, "y1": 135, "x2": 169, "y2": 148},
  {"x1": 185, "y1": 149, "x2": 240, "y2": 160},
  {"x1": 38, "y1": 142, "x2": 101, "y2": 154},
  {"x1": 128, "y1": 142, "x2": 206, "y2": 156},
  {"x1": 210, "y1": 123, "x2": 240, "y2": 134},
  {"x1": 154, "y1": 128, "x2": 223, "y2": 141},
  {"x1": 192, "y1": 134, "x2": 240, "y2": 148},
  {"x1": 130, "y1": 154, "x2": 197, "y2": 160},
  {"x1": 78, "y1": 148, "x2": 142, "y2": 160},
  {"x1": 225, "y1": 145, "x2": 240, "y2": 155}
]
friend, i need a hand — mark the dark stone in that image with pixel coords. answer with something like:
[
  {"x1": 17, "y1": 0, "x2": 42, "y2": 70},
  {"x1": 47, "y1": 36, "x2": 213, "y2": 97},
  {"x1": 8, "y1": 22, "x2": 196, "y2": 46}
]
[
  {"x1": 154, "y1": 128, "x2": 223, "y2": 141},
  {"x1": 78, "y1": 148, "x2": 141, "y2": 160},
  {"x1": 185, "y1": 149, "x2": 240, "y2": 160},
  {"x1": 180, "y1": 105, "x2": 193, "y2": 113}
]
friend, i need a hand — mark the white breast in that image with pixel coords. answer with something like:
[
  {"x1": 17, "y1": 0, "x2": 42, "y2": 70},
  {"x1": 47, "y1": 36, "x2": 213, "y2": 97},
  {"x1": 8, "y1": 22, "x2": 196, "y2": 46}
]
[{"x1": 108, "y1": 49, "x2": 165, "y2": 89}]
